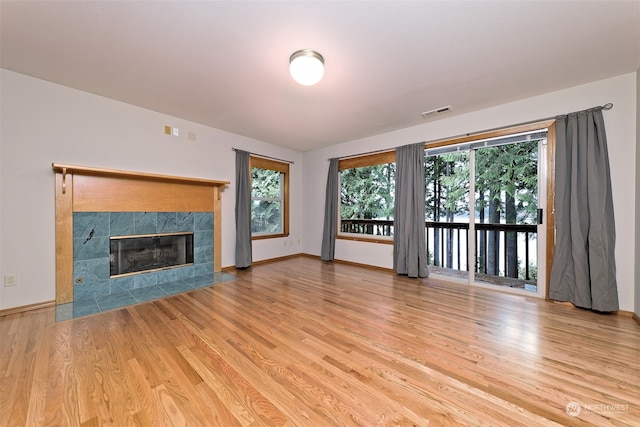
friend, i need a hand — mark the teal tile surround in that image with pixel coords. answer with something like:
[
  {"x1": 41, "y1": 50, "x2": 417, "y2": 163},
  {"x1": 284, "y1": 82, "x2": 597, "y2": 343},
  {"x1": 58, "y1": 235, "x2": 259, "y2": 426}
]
[{"x1": 71, "y1": 211, "x2": 216, "y2": 308}]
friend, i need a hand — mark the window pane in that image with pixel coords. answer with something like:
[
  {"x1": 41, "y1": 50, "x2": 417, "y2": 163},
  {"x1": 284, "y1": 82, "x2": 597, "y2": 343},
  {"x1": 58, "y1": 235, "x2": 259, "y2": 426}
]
[
  {"x1": 339, "y1": 163, "x2": 395, "y2": 237},
  {"x1": 252, "y1": 200, "x2": 282, "y2": 234},
  {"x1": 252, "y1": 168, "x2": 281, "y2": 199},
  {"x1": 425, "y1": 151, "x2": 470, "y2": 277},
  {"x1": 474, "y1": 140, "x2": 539, "y2": 289}
]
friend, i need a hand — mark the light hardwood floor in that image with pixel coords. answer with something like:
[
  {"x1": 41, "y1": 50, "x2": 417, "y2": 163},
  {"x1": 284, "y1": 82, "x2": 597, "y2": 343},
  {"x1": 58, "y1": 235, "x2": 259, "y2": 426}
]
[{"x1": 1, "y1": 256, "x2": 639, "y2": 426}]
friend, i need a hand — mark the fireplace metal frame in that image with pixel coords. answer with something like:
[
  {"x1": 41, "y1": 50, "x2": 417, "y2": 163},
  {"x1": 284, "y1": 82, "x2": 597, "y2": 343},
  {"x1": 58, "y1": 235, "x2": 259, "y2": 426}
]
[{"x1": 109, "y1": 231, "x2": 195, "y2": 278}]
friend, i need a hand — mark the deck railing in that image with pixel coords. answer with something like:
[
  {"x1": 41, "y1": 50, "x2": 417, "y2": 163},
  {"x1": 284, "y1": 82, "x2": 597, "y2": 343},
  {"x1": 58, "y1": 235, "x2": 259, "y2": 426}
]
[
  {"x1": 340, "y1": 219, "x2": 394, "y2": 237},
  {"x1": 340, "y1": 219, "x2": 537, "y2": 280}
]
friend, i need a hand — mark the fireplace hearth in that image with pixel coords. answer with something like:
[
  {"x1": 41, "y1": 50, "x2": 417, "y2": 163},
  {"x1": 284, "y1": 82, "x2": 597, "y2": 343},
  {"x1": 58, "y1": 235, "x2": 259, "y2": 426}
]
[{"x1": 110, "y1": 232, "x2": 194, "y2": 277}]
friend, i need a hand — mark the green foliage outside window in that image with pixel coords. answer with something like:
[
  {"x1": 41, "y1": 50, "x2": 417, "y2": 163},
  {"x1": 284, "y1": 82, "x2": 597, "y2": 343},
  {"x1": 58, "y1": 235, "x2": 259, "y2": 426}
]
[
  {"x1": 425, "y1": 152, "x2": 470, "y2": 222},
  {"x1": 474, "y1": 141, "x2": 538, "y2": 224},
  {"x1": 424, "y1": 142, "x2": 539, "y2": 224},
  {"x1": 251, "y1": 167, "x2": 283, "y2": 234},
  {"x1": 340, "y1": 163, "x2": 395, "y2": 235}
]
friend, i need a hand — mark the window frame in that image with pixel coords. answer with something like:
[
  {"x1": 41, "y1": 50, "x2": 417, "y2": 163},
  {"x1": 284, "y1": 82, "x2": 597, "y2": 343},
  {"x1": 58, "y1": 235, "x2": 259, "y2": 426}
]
[
  {"x1": 250, "y1": 156, "x2": 290, "y2": 240},
  {"x1": 337, "y1": 150, "x2": 396, "y2": 244}
]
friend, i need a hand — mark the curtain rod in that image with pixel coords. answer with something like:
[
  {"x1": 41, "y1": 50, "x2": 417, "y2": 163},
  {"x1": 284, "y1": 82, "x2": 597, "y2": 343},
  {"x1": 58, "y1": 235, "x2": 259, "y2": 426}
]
[
  {"x1": 329, "y1": 102, "x2": 613, "y2": 161},
  {"x1": 232, "y1": 148, "x2": 294, "y2": 164}
]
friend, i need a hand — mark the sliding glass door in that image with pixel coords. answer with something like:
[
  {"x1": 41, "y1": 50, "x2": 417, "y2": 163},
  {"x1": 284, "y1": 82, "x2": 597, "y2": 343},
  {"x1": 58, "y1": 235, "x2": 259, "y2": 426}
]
[{"x1": 425, "y1": 129, "x2": 548, "y2": 297}]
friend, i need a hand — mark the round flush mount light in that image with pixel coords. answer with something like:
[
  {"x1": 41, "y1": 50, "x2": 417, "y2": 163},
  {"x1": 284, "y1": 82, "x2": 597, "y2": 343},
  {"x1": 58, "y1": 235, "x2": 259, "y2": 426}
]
[{"x1": 289, "y1": 49, "x2": 324, "y2": 86}]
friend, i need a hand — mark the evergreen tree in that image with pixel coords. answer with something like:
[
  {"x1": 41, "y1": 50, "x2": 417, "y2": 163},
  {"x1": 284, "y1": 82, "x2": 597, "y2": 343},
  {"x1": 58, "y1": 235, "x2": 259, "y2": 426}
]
[
  {"x1": 340, "y1": 163, "x2": 395, "y2": 235},
  {"x1": 251, "y1": 168, "x2": 282, "y2": 233},
  {"x1": 426, "y1": 152, "x2": 469, "y2": 268},
  {"x1": 474, "y1": 141, "x2": 538, "y2": 277}
]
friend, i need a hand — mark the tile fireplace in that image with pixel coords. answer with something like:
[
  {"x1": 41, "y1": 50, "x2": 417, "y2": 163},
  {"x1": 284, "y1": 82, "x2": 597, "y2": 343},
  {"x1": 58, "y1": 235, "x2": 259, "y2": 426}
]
[{"x1": 52, "y1": 163, "x2": 230, "y2": 316}]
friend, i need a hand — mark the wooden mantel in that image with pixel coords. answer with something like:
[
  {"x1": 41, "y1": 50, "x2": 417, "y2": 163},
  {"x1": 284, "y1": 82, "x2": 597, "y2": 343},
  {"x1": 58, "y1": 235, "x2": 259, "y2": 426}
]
[{"x1": 52, "y1": 163, "x2": 230, "y2": 304}]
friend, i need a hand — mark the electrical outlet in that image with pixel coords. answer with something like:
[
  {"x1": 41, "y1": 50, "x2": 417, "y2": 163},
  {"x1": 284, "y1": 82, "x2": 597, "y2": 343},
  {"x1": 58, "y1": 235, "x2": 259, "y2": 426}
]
[
  {"x1": 4, "y1": 274, "x2": 17, "y2": 287},
  {"x1": 172, "y1": 127, "x2": 179, "y2": 137}
]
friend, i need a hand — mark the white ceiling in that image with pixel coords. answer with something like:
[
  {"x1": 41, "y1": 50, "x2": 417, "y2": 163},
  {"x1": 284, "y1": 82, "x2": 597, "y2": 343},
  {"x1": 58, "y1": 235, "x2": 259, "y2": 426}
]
[{"x1": 2, "y1": 1, "x2": 639, "y2": 152}]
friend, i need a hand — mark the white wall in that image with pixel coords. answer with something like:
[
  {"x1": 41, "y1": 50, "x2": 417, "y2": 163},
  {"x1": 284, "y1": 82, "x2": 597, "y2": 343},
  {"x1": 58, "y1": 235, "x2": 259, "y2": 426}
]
[
  {"x1": 0, "y1": 71, "x2": 3, "y2": 309},
  {"x1": 0, "y1": 69, "x2": 304, "y2": 310},
  {"x1": 635, "y1": 68, "x2": 640, "y2": 319},
  {"x1": 303, "y1": 73, "x2": 638, "y2": 312}
]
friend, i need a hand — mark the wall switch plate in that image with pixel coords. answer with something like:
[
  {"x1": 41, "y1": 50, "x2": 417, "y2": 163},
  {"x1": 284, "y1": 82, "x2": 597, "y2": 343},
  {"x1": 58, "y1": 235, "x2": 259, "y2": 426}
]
[
  {"x1": 172, "y1": 127, "x2": 179, "y2": 137},
  {"x1": 4, "y1": 274, "x2": 17, "y2": 287},
  {"x1": 164, "y1": 125, "x2": 171, "y2": 135}
]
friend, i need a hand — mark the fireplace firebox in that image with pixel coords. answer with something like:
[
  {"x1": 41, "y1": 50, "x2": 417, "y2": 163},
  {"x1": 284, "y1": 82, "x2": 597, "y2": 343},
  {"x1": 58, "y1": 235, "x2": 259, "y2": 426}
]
[{"x1": 110, "y1": 232, "x2": 194, "y2": 277}]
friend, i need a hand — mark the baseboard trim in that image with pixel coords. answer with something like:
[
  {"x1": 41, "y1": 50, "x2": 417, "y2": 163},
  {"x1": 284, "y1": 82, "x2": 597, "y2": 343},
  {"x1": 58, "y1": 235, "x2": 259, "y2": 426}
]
[
  {"x1": 550, "y1": 300, "x2": 635, "y2": 318},
  {"x1": 615, "y1": 309, "x2": 634, "y2": 318},
  {"x1": 222, "y1": 253, "x2": 308, "y2": 272},
  {"x1": 0, "y1": 300, "x2": 55, "y2": 317},
  {"x1": 247, "y1": 252, "x2": 396, "y2": 274},
  {"x1": 331, "y1": 257, "x2": 395, "y2": 273}
]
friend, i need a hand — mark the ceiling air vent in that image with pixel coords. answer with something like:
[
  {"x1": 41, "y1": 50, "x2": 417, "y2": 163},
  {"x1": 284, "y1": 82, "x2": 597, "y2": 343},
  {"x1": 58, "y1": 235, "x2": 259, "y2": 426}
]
[{"x1": 421, "y1": 105, "x2": 453, "y2": 118}]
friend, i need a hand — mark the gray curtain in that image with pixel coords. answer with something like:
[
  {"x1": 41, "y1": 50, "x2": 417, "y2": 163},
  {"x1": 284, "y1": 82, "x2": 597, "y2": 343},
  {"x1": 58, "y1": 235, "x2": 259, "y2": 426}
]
[
  {"x1": 549, "y1": 107, "x2": 618, "y2": 312},
  {"x1": 393, "y1": 143, "x2": 428, "y2": 278},
  {"x1": 321, "y1": 158, "x2": 339, "y2": 261},
  {"x1": 235, "y1": 149, "x2": 252, "y2": 268}
]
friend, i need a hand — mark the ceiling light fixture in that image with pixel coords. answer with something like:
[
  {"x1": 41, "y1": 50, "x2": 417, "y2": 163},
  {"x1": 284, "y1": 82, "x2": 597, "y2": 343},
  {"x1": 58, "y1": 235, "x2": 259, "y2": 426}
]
[{"x1": 289, "y1": 49, "x2": 324, "y2": 86}]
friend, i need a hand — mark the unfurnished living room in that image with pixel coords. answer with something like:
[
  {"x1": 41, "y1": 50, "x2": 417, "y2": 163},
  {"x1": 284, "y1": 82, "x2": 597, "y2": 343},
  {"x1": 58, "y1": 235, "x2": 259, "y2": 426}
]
[{"x1": 1, "y1": 1, "x2": 639, "y2": 426}]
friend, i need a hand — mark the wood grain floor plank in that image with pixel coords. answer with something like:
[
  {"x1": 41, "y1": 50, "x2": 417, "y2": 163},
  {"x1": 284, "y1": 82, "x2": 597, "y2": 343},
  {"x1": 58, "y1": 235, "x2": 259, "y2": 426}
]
[
  {"x1": 125, "y1": 357, "x2": 172, "y2": 426},
  {"x1": 153, "y1": 384, "x2": 186, "y2": 427},
  {"x1": 25, "y1": 312, "x2": 54, "y2": 426}
]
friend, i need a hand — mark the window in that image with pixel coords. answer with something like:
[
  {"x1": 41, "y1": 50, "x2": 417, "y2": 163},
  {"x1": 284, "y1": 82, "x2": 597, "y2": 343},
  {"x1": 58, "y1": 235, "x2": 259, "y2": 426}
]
[
  {"x1": 333, "y1": 121, "x2": 554, "y2": 298},
  {"x1": 338, "y1": 151, "x2": 396, "y2": 242},
  {"x1": 250, "y1": 156, "x2": 289, "y2": 239}
]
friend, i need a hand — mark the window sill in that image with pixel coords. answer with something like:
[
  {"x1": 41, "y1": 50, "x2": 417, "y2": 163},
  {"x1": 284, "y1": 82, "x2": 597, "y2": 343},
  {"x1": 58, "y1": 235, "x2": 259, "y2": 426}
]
[
  {"x1": 252, "y1": 233, "x2": 289, "y2": 241},
  {"x1": 337, "y1": 234, "x2": 393, "y2": 245}
]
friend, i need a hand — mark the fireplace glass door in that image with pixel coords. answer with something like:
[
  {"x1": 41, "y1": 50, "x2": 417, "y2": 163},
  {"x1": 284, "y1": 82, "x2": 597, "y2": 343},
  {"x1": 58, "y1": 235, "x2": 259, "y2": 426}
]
[{"x1": 110, "y1": 232, "x2": 194, "y2": 277}]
